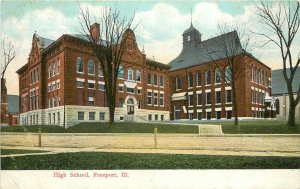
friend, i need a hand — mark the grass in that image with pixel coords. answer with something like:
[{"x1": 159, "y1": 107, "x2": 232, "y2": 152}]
[
  {"x1": 1, "y1": 120, "x2": 300, "y2": 134},
  {"x1": 1, "y1": 149, "x2": 49, "y2": 155},
  {"x1": 1, "y1": 152, "x2": 299, "y2": 169}
]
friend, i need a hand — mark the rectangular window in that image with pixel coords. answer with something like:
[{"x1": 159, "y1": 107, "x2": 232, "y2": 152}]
[
  {"x1": 206, "y1": 112, "x2": 211, "y2": 120},
  {"x1": 119, "y1": 86, "x2": 124, "y2": 92},
  {"x1": 197, "y1": 93, "x2": 202, "y2": 105},
  {"x1": 206, "y1": 92, "x2": 211, "y2": 105},
  {"x1": 147, "y1": 73, "x2": 151, "y2": 85},
  {"x1": 161, "y1": 115, "x2": 164, "y2": 121},
  {"x1": 154, "y1": 92, "x2": 158, "y2": 105},
  {"x1": 48, "y1": 84, "x2": 51, "y2": 92},
  {"x1": 216, "y1": 91, "x2": 221, "y2": 104},
  {"x1": 251, "y1": 90, "x2": 254, "y2": 103},
  {"x1": 57, "y1": 60, "x2": 60, "y2": 74},
  {"x1": 147, "y1": 92, "x2": 152, "y2": 105},
  {"x1": 52, "y1": 63, "x2": 56, "y2": 76},
  {"x1": 154, "y1": 74, "x2": 158, "y2": 85},
  {"x1": 118, "y1": 98, "x2": 124, "y2": 108},
  {"x1": 57, "y1": 96, "x2": 60, "y2": 106},
  {"x1": 160, "y1": 76, "x2": 164, "y2": 87},
  {"x1": 77, "y1": 81, "x2": 84, "y2": 88},
  {"x1": 197, "y1": 112, "x2": 202, "y2": 120},
  {"x1": 52, "y1": 83, "x2": 56, "y2": 91},
  {"x1": 155, "y1": 114, "x2": 158, "y2": 121},
  {"x1": 189, "y1": 94, "x2": 193, "y2": 106},
  {"x1": 89, "y1": 112, "x2": 95, "y2": 120},
  {"x1": 57, "y1": 82, "x2": 60, "y2": 89},
  {"x1": 160, "y1": 93, "x2": 164, "y2": 106},
  {"x1": 216, "y1": 111, "x2": 221, "y2": 119},
  {"x1": 138, "y1": 100, "x2": 142, "y2": 109},
  {"x1": 127, "y1": 87, "x2": 134, "y2": 93},
  {"x1": 226, "y1": 110, "x2": 232, "y2": 119},
  {"x1": 99, "y1": 112, "x2": 105, "y2": 120},
  {"x1": 176, "y1": 77, "x2": 181, "y2": 90},
  {"x1": 226, "y1": 90, "x2": 232, "y2": 103},
  {"x1": 98, "y1": 83, "x2": 105, "y2": 91},
  {"x1": 137, "y1": 88, "x2": 142, "y2": 94},
  {"x1": 88, "y1": 82, "x2": 95, "y2": 89},
  {"x1": 148, "y1": 114, "x2": 152, "y2": 121},
  {"x1": 48, "y1": 113, "x2": 51, "y2": 124},
  {"x1": 88, "y1": 97, "x2": 94, "y2": 106},
  {"x1": 57, "y1": 112, "x2": 60, "y2": 124},
  {"x1": 48, "y1": 66, "x2": 51, "y2": 78},
  {"x1": 189, "y1": 113, "x2": 193, "y2": 120},
  {"x1": 78, "y1": 112, "x2": 84, "y2": 120},
  {"x1": 197, "y1": 72, "x2": 202, "y2": 86}
]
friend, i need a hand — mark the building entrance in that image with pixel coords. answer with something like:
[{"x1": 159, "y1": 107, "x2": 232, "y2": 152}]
[{"x1": 127, "y1": 98, "x2": 134, "y2": 115}]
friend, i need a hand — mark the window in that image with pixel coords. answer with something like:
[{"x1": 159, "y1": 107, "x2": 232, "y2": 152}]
[
  {"x1": 197, "y1": 112, "x2": 202, "y2": 120},
  {"x1": 119, "y1": 86, "x2": 124, "y2": 92},
  {"x1": 136, "y1": 70, "x2": 141, "y2": 82},
  {"x1": 48, "y1": 113, "x2": 51, "y2": 124},
  {"x1": 89, "y1": 112, "x2": 95, "y2": 120},
  {"x1": 154, "y1": 92, "x2": 158, "y2": 105},
  {"x1": 197, "y1": 72, "x2": 202, "y2": 86},
  {"x1": 155, "y1": 114, "x2": 158, "y2": 121},
  {"x1": 176, "y1": 77, "x2": 181, "y2": 90},
  {"x1": 251, "y1": 90, "x2": 254, "y2": 103},
  {"x1": 187, "y1": 35, "x2": 191, "y2": 41},
  {"x1": 251, "y1": 65, "x2": 254, "y2": 82},
  {"x1": 52, "y1": 97, "x2": 55, "y2": 107},
  {"x1": 189, "y1": 113, "x2": 193, "y2": 120},
  {"x1": 197, "y1": 93, "x2": 202, "y2": 105},
  {"x1": 161, "y1": 115, "x2": 164, "y2": 121},
  {"x1": 160, "y1": 93, "x2": 164, "y2": 106},
  {"x1": 52, "y1": 63, "x2": 56, "y2": 76},
  {"x1": 52, "y1": 83, "x2": 56, "y2": 91},
  {"x1": 88, "y1": 82, "x2": 95, "y2": 89},
  {"x1": 160, "y1": 76, "x2": 164, "y2": 87},
  {"x1": 147, "y1": 73, "x2": 151, "y2": 85},
  {"x1": 88, "y1": 60, "x2": 95, "y2": 75},
  {"x1": 57, "y1": 96, "x2": 60, "y2": 106},
  {"x1": 206, "y1": 92, "x2": 211, "y2": 105},
  {"x1": 174, "y1": 105, "x2": 181, "y2": 120},
  {"x1": 118, "y1": 98, "x2": 124, "y2": 108},
  {"x1": 226, "y1": 90, "x2": 232, "y2": 103},
  {"x1": 216, "y1": 111, "x2": 221, "y2": 119},
  {"x1": 205, "y1": 70, "x2": 211, "y2": 85},
  {"x1": 77, "y1": 57, "x2": 84, "y2": 73},
  {"x1": 57, "y1": 59, "x2": 60, "y2": 74},
  {"x1": 99, "y1": 112, "x2": 105, "y2": 120},
  {"x1": 148, "y1": 114, "x2": 152, "y2": 121},
  {"x1": 137, "y1": 88, "x2": 142, "y2": 94},
  {"x1": 206, "y1": 112, "x2": 211, "y2": 120},
  {"x1": 77, "y1": 81, "x2": 84, "y2": 88},
  {"x1": 127, "y1": 87, "x2": 134, "y2": 93},
  {"x1": 138, "y1": 100, "x2": 142, "y2": 109},
  {"x1": 128, "y1": 68, "x2": 134, "y2": 81},
  {"x1": 216, "y1": 91, "x2": 221, "y2": 104},
  {"x1": 154, "y1": 74, "x2": 158, "y2": 85},
  {"x1": 48, "y1": 84, "x2": 51, "y2": 92},
  {"x1": 225, "y1": 66, "x2": 231, "y2": 83},
  {"x1": 88, "y1": 97, "x2": 94, "y2": 106},
  {"x1": 78, "y1": 112, "x2": 84, "y2": 120},
  {"x1": 36, "y1": 69, "x2": 39, "y2": 82},
  {"x1": 226, "y1": 111, "x2": 232, "y2": 119},
  {"x1": 118, "y1": 65, "x2": 124, "y2": 79},
  {"x1": 188, "y1": 94, "x2": 193, "y2": 106},
  {"x1": 48, "y1": 65, "x2": 51, "y2": 78},
  {"x1": 57, "y1": 81, "x2": 60, "y2": 89},
  {"x1": 98, "y1": 64, "x2": 103, "y2": 77},
  {"x1": 214, "y1": 68, "x2": 221, "y2": 84},
  {"x1": 57, "y1": 112, "x2": 60, "y2": 124},
  {"x1": 188, "y1": 73, "x2": 193, "y2": 88},
  {"x1": 98, "y1": 83, "x2": 105, "y2": 91},
  {"x1": 147, "y1": 92, "x2": 152, "y2": 105}
]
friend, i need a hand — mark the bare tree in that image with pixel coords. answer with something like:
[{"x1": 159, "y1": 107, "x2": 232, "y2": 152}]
[
  {"x1": 79, "y1": 7, "x2": 136, "y2": 125},
  {"x1": 1, "y1": 38, "x2": 16, "y2": 79},
  {"x1": 203, "y1": 23, "x2": 251, "y2": 126},
  {"x1": 255, "y1": 1, "x2": 300, "y2": 126}
]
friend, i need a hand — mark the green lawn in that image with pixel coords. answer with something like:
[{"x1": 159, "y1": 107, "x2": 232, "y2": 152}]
[
  {"x1": 1, "y1": 149, "x2": 49, "y2": 155},
  {"x1": 1, "y1": 152, "x2": 299, "y2": 169},
  {"x1": 1, "y1": 120, "x2": 300, "y2": 134}
]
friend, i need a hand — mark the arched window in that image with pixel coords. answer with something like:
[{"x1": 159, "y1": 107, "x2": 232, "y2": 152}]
[
  {"x1": 127, "y1": 98, "x2": 134, "y2": 105},
  {"x1": 205, "y1": 69, "x2": 211, "y2": 85},
  {"x1": 225, "y1": 66, "x2": 232, "y2": 83},
  {"x1": 88, "y1": 59, "x2": 95, "y2": 75},
  {"x1": 128, "y1": 67, "x2": 133, "y2": 81},
  {"x1": 98, "y1": 64, "x2": 103, "y2": 77},
  {"x1": 188, "y1": 73, "x2": 193, "y2": 88},
  {"x1": 136, "y1": 70, "x2": 141, "y2": 82},
  {"x1": 197, "y1": 71, "x2": 202, "y2": 86},
  {"x1": 215, "y1": 68, "x2": 221, "y2": 84},
  {"x1": 77, "y1": 57, "x2": 83, "y2": 73},
  {"x1": 118, "y1": 65, "x2": 124, "y2": 79}
]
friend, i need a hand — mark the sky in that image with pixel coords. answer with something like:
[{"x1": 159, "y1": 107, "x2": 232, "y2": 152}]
[{"x1": 1, "y1": 0, "x2": 300, "y2": 95}]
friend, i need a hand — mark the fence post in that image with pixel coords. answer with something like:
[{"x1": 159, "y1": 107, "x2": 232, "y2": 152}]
[
  {"x1": 154, "y1": 127, "x2": 157, "y2": 149},
  {"x1": 38, "y1": 128, "x2": 42, "y2": 147}
]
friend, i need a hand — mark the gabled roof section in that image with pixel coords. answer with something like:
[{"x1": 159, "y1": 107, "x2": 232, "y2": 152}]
[
  {"x1": 35, "y1": 33, "x2": 55, "y2": 51},
  {"x1": 272, "y1": 68, "x2": 300, "y2": 95},
  {"x1": 7, "y1": 95, "x2": 19, "y2": 113},
  {"x1": 146, "y1": 59, "x2": 170, "y2": 69},
  {"x1": 168, "y1": 30, "x2": 244, "y2": 71}
]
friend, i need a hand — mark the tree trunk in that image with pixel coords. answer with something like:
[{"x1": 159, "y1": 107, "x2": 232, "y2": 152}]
[
  {"x1": 287, "y1": 97, "x2": 296, "y2": 126},
  {"x1": 109, "y1": 103, "x2": 115, "y2": 125},
  {"x1": 232, "y1": 82, "x2": 239, "y2": 126}
]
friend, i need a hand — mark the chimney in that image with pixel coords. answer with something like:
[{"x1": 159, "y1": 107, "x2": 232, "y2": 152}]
[{"x1": 90, "y1": 23, "x2": 100, "y2": 41}]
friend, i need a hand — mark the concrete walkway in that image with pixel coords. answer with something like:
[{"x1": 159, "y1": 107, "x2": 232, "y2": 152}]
[{"x1": 1, "y1": 132, "x2": 300, "y2": 157}]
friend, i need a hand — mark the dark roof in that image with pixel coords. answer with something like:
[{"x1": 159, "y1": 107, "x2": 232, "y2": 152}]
[
  {"x1": 272, "y1": 68, "x2": 300, "y2": 95},
  {"x1": 183, "y1": 24, "x2": 201, "y2": 35},
  {"x1": 168, "y1": 30, "x2": 243, "y2": 71},
  {"x1": 16, "y1": 63, "x2": 28, "y2": 74},
  {"x1": 7, "y1": 95, "x2": 19, "y2": 113},
  {"x1": 35, "y1": 34, "x2": 55, "y2": 50},
  {"x1": 146, "y1": 59, "x2": 170, "y2": 69}
]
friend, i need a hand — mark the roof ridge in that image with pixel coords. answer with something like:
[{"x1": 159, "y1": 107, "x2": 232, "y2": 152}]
[{"x1": 201, "y1": 30, "x2": 236, "y2": 44}]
